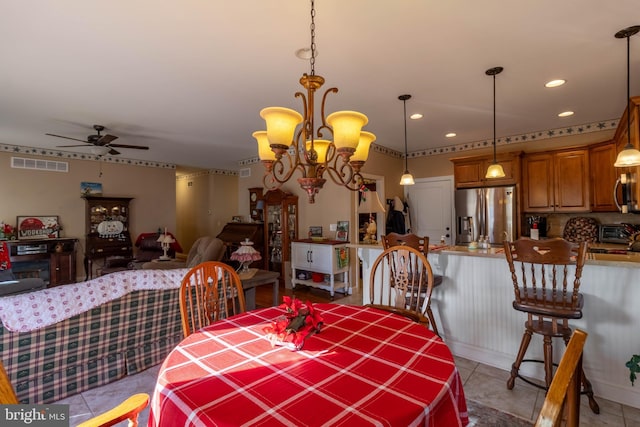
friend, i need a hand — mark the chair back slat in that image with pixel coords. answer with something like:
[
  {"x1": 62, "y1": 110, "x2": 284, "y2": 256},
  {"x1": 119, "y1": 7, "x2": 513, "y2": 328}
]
[
  {"x1": 180, "y1": 261, "x2": 246, "y2": 337},
  {"x1": 381, "y1": 233, "x2": 429, "y2": 256}
]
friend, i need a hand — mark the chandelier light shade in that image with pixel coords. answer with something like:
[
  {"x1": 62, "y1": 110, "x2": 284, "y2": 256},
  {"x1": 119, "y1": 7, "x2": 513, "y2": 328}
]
[
  {"x1": 399, "y1": 94, "x2": 415, "y2": 186},
  {"x1": 614, "y1": 25, "x2": 640, "y2": 168},
  {"x1": 485, "y1": 66, "x2": 506, "y2": 179},
  {"x1": 254, "y1": 0, "x2": 374, "y2": 203}
]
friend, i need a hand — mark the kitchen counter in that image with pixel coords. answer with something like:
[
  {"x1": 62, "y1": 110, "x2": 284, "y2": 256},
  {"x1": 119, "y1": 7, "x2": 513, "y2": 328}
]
[{"x1": 439, "y1": 244, "x2": 640, "y2": 267}]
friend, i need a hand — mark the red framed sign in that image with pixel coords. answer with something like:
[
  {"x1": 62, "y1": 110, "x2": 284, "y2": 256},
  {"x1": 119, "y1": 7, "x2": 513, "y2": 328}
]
[{"x1": 16, "y1": 216, "x2": 61, "y2": 240}]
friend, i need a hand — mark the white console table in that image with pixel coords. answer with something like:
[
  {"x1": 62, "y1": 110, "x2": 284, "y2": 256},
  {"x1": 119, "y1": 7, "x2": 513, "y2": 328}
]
[{"x1": 291, "y1": 239, "x2": 350, "y2": 300}]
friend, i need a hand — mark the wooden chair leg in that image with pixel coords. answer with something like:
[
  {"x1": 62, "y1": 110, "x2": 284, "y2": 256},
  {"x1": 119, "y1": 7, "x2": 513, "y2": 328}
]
[
  {"x1": 508, "y1": 328, "x2": 532, "y2": 390},
  {"x1": 543, "y1": 335, "x2": 554, "y2": 388},
  {"x1": 426, "y1": 306, "x2": 440, "y2": 338}
]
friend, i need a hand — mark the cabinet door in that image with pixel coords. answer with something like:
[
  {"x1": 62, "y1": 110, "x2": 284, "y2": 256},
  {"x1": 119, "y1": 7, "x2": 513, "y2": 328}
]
[
  {"x1": 50, "y1": 252, "x2": 76, "y2": 286},
  {"x1": 554, "y1": 150, "x2": 590, "y2": 212},
  {"x1": 590, "y1": 142, "x2": 618, "y2": 212},
  {"x1": 522, "y1": 153, "x2": 555, "y2": 212},
  {"x1": 291, "y1": 243, "x2": 311, "y2": 270},
  {"x1": 453, "y1": 160, "x2": 484, "y2": 188},
  {"x1": 308, "y1": 244, "x2": 333, "y2": 274}
]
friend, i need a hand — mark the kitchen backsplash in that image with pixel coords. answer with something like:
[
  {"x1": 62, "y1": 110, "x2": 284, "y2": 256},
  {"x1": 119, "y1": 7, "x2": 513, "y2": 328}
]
[{"x1": 541, "y1": 213, "x2": 640, "y2": 239}]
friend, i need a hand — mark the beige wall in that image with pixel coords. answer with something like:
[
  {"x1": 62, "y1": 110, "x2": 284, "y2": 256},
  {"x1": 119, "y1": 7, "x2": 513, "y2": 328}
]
[
  {"x1": 176, "y1": 171, "x2": 239, "y2": 250},
  {"x1": 0, "y1": 152, "x2": 176, "y2": 280}
]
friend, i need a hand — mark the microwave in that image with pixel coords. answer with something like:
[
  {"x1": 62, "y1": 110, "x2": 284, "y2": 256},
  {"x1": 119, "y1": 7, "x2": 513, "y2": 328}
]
[{"x1": 599, "y1": 224, "x2": 629, "y2": 244}]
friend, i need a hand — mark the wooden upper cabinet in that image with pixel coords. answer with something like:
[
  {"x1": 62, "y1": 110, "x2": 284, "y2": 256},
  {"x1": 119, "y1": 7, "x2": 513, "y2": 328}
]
[
  {"x1": 452, "y1": 152, "x2": 521, "y2": 188},
  {"x1": 522, "y1": 149, "x2": 590, "y2": 212},
  {"x1": 589, "y1": 141, "x2": 618, "y2": 212}
]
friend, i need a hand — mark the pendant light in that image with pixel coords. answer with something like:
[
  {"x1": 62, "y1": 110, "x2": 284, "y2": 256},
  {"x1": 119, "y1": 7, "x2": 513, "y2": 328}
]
[
  {"x1": 485, "y1": 66, "x2": 506, "y2": 178},
  {"x1": 399, "y1": 94, "x2": 415, "y2": 185},
  {"x1": 614, "y1": 25, "x2": 640, "y2": 168}
]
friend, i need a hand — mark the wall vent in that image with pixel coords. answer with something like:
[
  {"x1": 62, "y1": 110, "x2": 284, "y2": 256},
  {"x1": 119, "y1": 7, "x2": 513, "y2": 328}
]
[
  {"x1": 11, "y1": 157, "x2": 69, "y2": 172},
  {"x1": 239, "y1": 168, "x2": 251, "y2": 178}
]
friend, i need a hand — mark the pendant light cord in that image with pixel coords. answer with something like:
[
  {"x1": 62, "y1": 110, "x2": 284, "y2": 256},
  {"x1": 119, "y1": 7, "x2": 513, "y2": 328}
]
[
  {"x1": 403, "y1": 98, "x2": 409, "y2": 171},
  {"x1": 627, "y1": 33, "x2": 631, "y2": 148},
  {"x1": 493, "y1": 72, "x2": 497, "y2": 163}
]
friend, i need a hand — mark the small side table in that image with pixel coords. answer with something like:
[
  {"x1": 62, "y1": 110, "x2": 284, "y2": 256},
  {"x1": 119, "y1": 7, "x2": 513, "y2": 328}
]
[{"x1": 241, "y1": 270, "x2": 280, "y2": 310}]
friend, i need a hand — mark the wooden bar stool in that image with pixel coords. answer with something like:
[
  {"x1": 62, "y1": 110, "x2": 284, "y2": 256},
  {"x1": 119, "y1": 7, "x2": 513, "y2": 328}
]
[
  {"x1": 504, "y1": 238, "x2": 599, "y2": 414},
  {"x1": 381, "y1": 233, "x2": 443, "y2": 337}
]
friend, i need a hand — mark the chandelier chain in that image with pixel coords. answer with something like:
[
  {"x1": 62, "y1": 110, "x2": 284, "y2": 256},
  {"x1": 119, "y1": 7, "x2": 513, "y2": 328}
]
[{"x1": 310, "y1": 0, "x2": 316, "y2": 76}]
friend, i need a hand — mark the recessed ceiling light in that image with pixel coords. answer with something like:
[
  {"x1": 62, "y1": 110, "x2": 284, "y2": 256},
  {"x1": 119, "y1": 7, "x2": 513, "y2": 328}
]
[
  {"x1": 545, "y1": 79, "x2": 566, "y2": 88},
  {"x1": 558, "y1": 111, "x2": 574, "y2": 117},
  {"x1": 410, "y1": 113, "x2": 423, "y2": 120},
  {"x1": 445, "y1": 133, "x2": 457, "y2": 138}
]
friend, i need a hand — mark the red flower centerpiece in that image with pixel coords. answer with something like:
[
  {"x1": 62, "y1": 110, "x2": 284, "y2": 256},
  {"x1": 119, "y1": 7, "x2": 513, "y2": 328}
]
[{"x1": 264, "y1": 296, "x2": 323, "y2": 351}]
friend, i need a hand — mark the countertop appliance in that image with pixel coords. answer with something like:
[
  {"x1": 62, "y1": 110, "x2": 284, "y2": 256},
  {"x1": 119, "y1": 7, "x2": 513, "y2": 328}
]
[
  {"x1": 455, "y1": 186, "x2": 516, "y2": 247},
  {"x1": 599, "y1": 224, "x2": 630, "y2": 244}
]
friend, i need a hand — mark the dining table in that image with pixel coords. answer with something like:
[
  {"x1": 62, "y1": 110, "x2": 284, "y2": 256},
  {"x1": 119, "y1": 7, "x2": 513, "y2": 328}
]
[{"x1": 148, "y1": 303, "x2": 469, "y2": 426}]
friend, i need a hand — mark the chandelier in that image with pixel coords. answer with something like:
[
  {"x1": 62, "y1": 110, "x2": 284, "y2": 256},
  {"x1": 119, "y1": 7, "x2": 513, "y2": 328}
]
[{"x1": 253, "y1": 0, "x2": 375, "y2": 203}]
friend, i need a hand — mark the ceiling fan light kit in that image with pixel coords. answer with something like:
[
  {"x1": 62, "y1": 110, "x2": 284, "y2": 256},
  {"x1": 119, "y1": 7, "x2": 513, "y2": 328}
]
[
  {"x1": 614, "y1": 25, "x2": 640, "y2": 168},
  {"x1": 253, "y1": 0, "x2": 375, "y2": 203},
  {"x1": 485, "y1": 66, "x2": 506, "y2": 179},
  {"x1": 46, "y1": 124, "x2": 150, "y2": 156}
]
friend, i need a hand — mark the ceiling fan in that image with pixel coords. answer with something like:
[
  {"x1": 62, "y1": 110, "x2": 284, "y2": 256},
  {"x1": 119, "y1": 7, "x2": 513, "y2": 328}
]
[{"x1": 46, "y1": 124, "x2": 150, "y2": 155}]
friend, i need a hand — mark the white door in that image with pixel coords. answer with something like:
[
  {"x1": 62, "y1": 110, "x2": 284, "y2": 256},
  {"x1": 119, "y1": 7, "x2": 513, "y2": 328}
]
[{"x1": 405, "y1": 176, "x2": 454, "y2": 245}]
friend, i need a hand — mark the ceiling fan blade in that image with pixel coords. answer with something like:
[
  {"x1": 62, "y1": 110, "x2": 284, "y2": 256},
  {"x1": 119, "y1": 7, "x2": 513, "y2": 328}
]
[
  {"x1": 46, "y1": 133, "x2": 88, "y2": 143},
  {"x1": 109, "y1": 143, "x2": 150, "y2": 150},
  {"x1": 97, "y1": 134, "x2": 119, "y2": 145},
  {"x1": 108, "y1": 148, "x2": 121, "y2": 155},
  {"x1": 57, "y1": 144, "x2": 92, "y2": 148}
]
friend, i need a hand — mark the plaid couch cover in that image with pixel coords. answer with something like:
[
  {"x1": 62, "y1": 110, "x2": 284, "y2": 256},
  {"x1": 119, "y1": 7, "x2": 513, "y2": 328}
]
[{"x1": 0, "y1": 287, "x2": 183, "y2": 403}]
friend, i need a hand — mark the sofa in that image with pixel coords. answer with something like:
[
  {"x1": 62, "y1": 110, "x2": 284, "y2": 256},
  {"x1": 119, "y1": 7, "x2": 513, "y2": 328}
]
[
  {"x1": 141, "y1": 236, "x2": 225, "y2": 270},
  {"x1": 0, "y1": 268, "x2": 189, "y2": 404}
]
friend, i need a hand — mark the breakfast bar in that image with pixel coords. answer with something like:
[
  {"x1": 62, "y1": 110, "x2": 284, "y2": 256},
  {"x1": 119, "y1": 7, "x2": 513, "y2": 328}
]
[{"x1": 356, "y1": 244, "x2": 640, "y2": 409}]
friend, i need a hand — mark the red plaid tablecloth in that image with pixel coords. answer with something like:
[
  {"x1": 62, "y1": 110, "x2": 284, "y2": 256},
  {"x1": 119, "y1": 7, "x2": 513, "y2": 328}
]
[{"x1": 149, "y1": 304, "x2": 469, "y2": 427}]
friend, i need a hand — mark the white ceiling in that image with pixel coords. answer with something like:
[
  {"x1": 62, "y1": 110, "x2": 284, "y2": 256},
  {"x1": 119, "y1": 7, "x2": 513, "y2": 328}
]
[{"x1": 1, "y1": 1, "x2": 639, "y2": 170}]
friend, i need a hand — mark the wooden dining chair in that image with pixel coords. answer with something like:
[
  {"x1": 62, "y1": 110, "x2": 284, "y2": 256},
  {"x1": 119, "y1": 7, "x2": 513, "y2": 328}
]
[
  {"x1": 535, "y1": 329, "x2": 587, "y2": 427},
  {"x1": 180, "y1": 261, "x2": 246, "y2": 337},
  {"x1": 381, "y1": 233, "x2": 442, "y2": 336},
  {"x1": 368, "y1": 245, "x2": 434, "y2": 327},
  {"x1": 0, "y1": 360, "x2": 149, "y2": 427}
]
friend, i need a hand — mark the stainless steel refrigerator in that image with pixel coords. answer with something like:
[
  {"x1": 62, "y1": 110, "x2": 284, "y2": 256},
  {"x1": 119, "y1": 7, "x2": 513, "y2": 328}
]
[{"x1": 455, "y1": 186, "x2": 516, "y2": 246}]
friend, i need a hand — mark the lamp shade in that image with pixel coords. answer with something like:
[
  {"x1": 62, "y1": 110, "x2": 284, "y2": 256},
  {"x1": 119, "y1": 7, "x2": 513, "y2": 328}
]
[
  {"x1": 350, "y1": 131, "x2": 376, "y2": 163},
  {"x1": 485, "y1": 162, "x2": 506, "y2": 178},
  {"x1": 305, "y1": 139, "x2": 331, "y2": 164},
  {"x1": 614, "y1": 146, "x2": 640, "y2": 167},
  {"x1": 326, "y1": 111, "x2": 368, "y2": 151},
  {"x1": 358, "y1": 190, "x2": 386, "y2": 213},
  {"x1": 260, "y1": 107, "x2": 303, "y2": 148},
  {"x1": 253, "y1": 131, "x2": 276, "y2": 161},
  {"x1": 400, "y1": 172, "x2": 415, "y2": 186}
]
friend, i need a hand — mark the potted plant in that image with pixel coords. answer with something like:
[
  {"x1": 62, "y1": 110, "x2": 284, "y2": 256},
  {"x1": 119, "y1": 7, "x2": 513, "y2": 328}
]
[{"x1": 627, "y1": 355, "x2": 640, "y2": 385}]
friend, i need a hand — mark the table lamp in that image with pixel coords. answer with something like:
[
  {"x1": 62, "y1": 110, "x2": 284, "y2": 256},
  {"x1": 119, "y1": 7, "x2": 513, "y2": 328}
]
[
  {"x1": 156, "y1": 228, "x2": 175, "y2": 260},
  {"x1": 231, "y1": 238, "x2": 262, "y2": 279}
]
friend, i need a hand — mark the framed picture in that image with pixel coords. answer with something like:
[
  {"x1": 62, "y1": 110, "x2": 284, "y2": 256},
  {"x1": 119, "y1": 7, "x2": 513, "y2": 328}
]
[
  {"x1": 336, "y1": 221, "x2": 349, "y2": 241},
  {"x1": 81, "y1": 182, "x2": 103, "y2": 196},
  {"x1": 309, "y1": 226, "x2": 323, "y2": 238},
  {"x1": 16, "y1": 216, "x2": 61, "y2": 240}
]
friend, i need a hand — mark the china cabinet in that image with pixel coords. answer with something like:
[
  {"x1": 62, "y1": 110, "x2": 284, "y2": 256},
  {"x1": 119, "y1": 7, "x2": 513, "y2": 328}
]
[
  {"x1": 291, "y1": 240, "x2": 350, "y2": 299},
  {"x1": 263, "y1": 189, "x2": 298, "y2": 285},
  {"x1": 83, "y1": 196, "x2": 134, "y2": 279}
]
